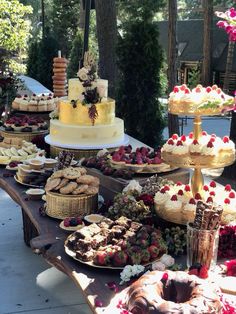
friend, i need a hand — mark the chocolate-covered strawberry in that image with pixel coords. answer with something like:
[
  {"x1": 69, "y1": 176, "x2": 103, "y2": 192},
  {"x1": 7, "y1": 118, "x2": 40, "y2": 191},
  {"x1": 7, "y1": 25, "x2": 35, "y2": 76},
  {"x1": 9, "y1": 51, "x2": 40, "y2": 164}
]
[
  {"x1": 136, "y1": 238, "x2": 149, "y2": 248},
  {"x1": 148, "y1": 245, "x2": 160, "y2": 259},
  {"x1": 112, "y1": 251, "x2": 128, "y2": 267},
  {"x1": 128, "y1": 250, "x2": 142, "y2": 265},
  {"x1": 94, "y1": 251, "x2": 110, "y2": 266}
]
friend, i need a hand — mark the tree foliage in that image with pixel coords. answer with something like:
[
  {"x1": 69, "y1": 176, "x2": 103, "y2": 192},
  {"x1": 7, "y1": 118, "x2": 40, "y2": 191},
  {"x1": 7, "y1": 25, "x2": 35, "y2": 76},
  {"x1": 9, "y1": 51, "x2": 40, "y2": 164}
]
[
  {"x1": 117, "y1": 2, "x2": 165, "y2": 146},
  {"x1": 67, "y1": 31, "x2": 83, "y2": 79}
]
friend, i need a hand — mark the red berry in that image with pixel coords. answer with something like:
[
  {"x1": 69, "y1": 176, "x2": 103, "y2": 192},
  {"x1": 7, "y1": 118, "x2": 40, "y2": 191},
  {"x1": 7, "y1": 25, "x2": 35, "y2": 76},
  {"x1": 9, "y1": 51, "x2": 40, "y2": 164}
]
[
  {"x1": 176, "y1": 181, "x2": 183, "y2": 186},
  {"x1": 181, "y1": 135, "x2": 186, "y2": 142},
  {"x1": 189, "y1": 198, "x2": 196, "y2": 205},
  {"x1": 185, "y1": 185, "x2": 191, "y2": 192},
  {"x1": 195, "y1": 193, "x2": 202, "y2": 200},
  {"x1": 212, "y1": 84, "x2": 218, "y2": 90},
  {"x1": 229, "y1": 192, "x2": 235, "y2": 199},
  {"x1": 199, "y1": 265, "x2": 208, "y2": 279},
  {"x1": 207, "y1": 141, "x2": 214, "y2": 148},
  {"x1": 189, "y1": 132, "x2": 193, "y2": 139},
  {"x1": 185, "y1": 88, "x2": 190, "y2": 94},
  {"x1": 216, "y1": 88, "x2": 222, "y2": 94},
  {"x1": 172, "y1": 134, "x2": 178, "y2": 140},
  {"x1": 203, "y1": 185, "x2": 209, "y2": 192},
  {"x1": 202, "y1": 131, "x2": 207, "y2": 136},
  {"x1": 171, "y1": 195, "x2": 178, "y2": 201},
  {"x1": 223, "y1": 136, "x2": 230, "y2": 143},
  {"x1": 210, "y1": 137, "x2": 215, "y2": 142},
  {"x1": 160, "y1": 188, "x2": 166, "y2": 194},
  {"x1": 192, "y1": 139, "x2": 199, "y2": 145},
  {"x1": 224, "y1": 198, "x2": 230, "y2": 204},
  {"x1": 167, "y1": 139, "x2": 174, "y2": 145},
  {"x1": 161, "y1": 272, "x2": 169, "y2": 281},
  {"x1": 210, "y1": 191, "x2": 216, "y2": 196},
  {"x1": 195, "y1": 87, "x2": 201, "y2": 93},
  {"x1": 164, "y1": 185, "x2": 170, "y2": 191},
  {"x1": 206, "y1": 196, "x2": 213, "y2": 203},
  {"x1": 180, "y1": 84, "x2": 187, "y2": 91},
  {"x1": 189, "y1": 269, "x2": 198, "y2": 276},
  {"x1": 210, "y1": 181, "x2": 216, "y2": 188},
  {"x1": 206, "y1": 86, "x2": 212, "y2": 93},
  {"x1": 178, "y1": 189, "x2": 184, "y2": 196},
  {"x1": 173, "y1": 86, "x2": 179, "y2": 93},
  {"x1": 225, "y1": 184, "x2": 232, "y2": 192}
]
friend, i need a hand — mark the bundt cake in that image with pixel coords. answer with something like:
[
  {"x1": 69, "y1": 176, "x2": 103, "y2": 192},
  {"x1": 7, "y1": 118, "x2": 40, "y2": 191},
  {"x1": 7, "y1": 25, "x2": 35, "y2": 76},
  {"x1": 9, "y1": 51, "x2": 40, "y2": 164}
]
[{"x1": 126, "y1": 270, "x2": 222, "y2": 314}]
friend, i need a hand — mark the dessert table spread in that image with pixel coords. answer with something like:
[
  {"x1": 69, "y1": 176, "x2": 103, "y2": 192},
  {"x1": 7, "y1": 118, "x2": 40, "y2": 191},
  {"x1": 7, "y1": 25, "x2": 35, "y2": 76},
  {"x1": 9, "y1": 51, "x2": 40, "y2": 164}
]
[{"x1": 0, "y1": 168, "x2": 236, "y2": 313}]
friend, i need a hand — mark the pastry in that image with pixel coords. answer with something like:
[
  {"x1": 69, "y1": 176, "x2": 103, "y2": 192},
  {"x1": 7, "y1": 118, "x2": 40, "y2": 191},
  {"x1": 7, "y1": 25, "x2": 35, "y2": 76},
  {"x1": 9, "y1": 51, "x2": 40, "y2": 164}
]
[
  {"x1": 72, "y1": 184, "x2": 89, "y2": 195},
  {"x1": 76, "y1": 174, "x2": 98, "y2": 185},
  {"x1": 84, "y1": 186, "x2": 99, "y2": 195},
  {"x1": 54, "y1": 178, "x2": 69, "y2": 190},
  {"x1": 63, "y1": 167, "x2": 81, "y2": 180},
  {"x1": 59, "y1": 181, "x2": 78, "y2": 194},
  {"x1": 45, "y1": 178, "x2": 61, "y2": 192}
]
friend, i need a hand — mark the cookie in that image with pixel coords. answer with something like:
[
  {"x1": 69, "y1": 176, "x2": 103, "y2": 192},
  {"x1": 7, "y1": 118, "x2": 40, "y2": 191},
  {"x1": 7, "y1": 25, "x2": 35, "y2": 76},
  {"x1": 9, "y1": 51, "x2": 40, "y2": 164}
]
[
  {"x1": 60, "y1": 181, "x2": 78, "y2": 194},
  {"x1": 76, "y1": 175, "x2": 98, "y2": 185},
  {"x1": 51, "y1": 169, "x2": 64, "y2": 179},
  {"x1": 89, "y1": 177, "x2": 100, "y2": 187},
  {"x1": 84, "y1": 186, "x2": 99, "y2": 195},
  {"x1": 54, "y1": 178, "x2": 69, "y2": 190},
  {"x1": 77, "y1": 167, "x2": 87, "y2": 175},
  {"x1": 63, "y1": 167, "x2": 81, "y2": 180},
  {"x1": 72, "y1": 184, "x2": 89, "y2": 195},
  {"x1": 45, "y1": 178, "x2": 61, "y2": 192}
]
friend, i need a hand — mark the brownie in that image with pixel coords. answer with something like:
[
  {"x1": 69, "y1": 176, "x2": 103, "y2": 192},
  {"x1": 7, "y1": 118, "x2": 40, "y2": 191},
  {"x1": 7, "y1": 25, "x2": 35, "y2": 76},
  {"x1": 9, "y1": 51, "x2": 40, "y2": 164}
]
[
  {"x1": 110, "y1": 225, "x2": 126, "y2": 238},
  {"x1": 123, "y1": 230, "x2": 136, "y2": 240},
  {"x1": 75, "y1": 228, "x2": 93, "y2": 239},
  {"x1": 87, "y1": 223, "x2": 101, "y2": 235},
  {"x1": 76, "y1": 238, "x2": 92, "y2": 252},
  {"x1": 130, "y1": 221, "x2": 142, "y2": 232},
  {"x1": 99, "y1": 217, "x2": 114, "y2": 228},
  {"x1": 91, "y1": 234, "x2": 107, "y2": 249},
  {"x1": 76, "y1": 250, "x2": 95, "y2": 262},
  {"x1": 115, "y1": 216, "x2": 132, "y2": 229},
  {"x1": 100, "y1": 228, "x2": 114, "y2": 242}
]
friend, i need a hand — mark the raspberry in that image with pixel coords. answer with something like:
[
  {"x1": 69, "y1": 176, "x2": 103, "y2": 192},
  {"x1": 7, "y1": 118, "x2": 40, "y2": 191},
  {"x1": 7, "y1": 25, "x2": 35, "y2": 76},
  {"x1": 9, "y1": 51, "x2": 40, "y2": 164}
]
[
  {"x1": 189, "y1": 198, "x2": 196, "y2": 205},
  {"x1": 206, "y1": 196, "x2": 213, "y2": 203},
  {"x1": 185, "y1": 88, "x2": 190, "y2": 94},
  {"x1": 206, "y1": 86, "x2": 212, "y2": 93},
  {"x1": 202, "y1": 131, "x2": 207, "y2": 136},
  {"x1": 167, "y1": 139, "x2": 174, "y2": 145},
  {"x1": 173, "y1": 86, "x2": 179, "y2": 93},
  {"x1": 203, "y1": 185, "x2": 209, "y2": 191},
  {"x1": 171, "y1": 195, "x2": 178, "y2": 201},
  {"x1": 199, "y1": 265, "x2": 208, "y2": 279},
  {"x1": 225, "y1": 184, "x2": 232, "y2": 192},
  {"x1": 172, "y1": 134, "x2": 178, "y2": 140},
  {"x1": 164, "y1": 185, "x2": 170, "y2": 191},
  {"x1": 207, "y1": 141, "x2": 214, "y2": 148},
  {"x1": 192, "y1": 139, "x2": 199, "y2": 145},
  {"x1": 178, "y1": 189, "x2": 183, "y2": 196},
  {"x1": 185, "y1": 184, "x2": 191, "y2": 192},
  {"x1": 176, "y1": 181, "x2": 183, "y2": 186},
  {"x1": 195, "y1": 193, "x2": 202, "y2": 200},
  {"x1": 210, "y1": 137, "x2": 216, "y2": 142},
  {"x1": 181, "y1": 135, "x2": 186, "y2": 142},
  {"x1": 189, "y1": 132, "x2": 193, "y2": 139},
  {"x1": 223, "y1": 136, "x2": 230, "y2": 143},
  {"x1": 160, "y1": 188, "x2": 166, "y2": 194},
  {"x1": 224, "y1": 198, "x2": 230, "y2": 204},
  {"x1": 210, "y1": 181, "x2": 216, "y2": 188},
  {"x1": 229, "y1": 191, "x2": 235, "y2": 198},
  {"x1": 210, "y1": 191, "x2": 216, "y2": 196}
]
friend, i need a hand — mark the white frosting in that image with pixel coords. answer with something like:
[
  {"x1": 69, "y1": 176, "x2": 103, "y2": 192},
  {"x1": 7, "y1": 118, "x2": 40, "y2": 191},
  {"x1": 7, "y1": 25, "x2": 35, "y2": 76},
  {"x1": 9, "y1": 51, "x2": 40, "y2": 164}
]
[
  {"x1": 189, "y1": 141, "x2": 202, "y2": 154},
  {"x1": 183, "y1": 203, "x2": 196, "y2": 212},
  {"x1": 154, "y1": 191, "x2": 170, "y2": 205},
  {"x1": 201, "y1": 145, "x2": 216, "y2": 156},
  {"x1": 162, "y1": 143, "x2": 174, "y2": 153},
  {"x1": 165, "y1": 198, "x2": 182, "y2": 211},
  {"x1": 172, "y1": 144, "x2": 188, "y2": 155}
]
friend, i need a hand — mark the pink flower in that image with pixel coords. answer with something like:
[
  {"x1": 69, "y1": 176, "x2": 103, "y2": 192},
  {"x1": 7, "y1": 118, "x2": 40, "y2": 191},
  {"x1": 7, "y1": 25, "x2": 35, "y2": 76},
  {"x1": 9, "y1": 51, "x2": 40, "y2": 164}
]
[
  {"x1": 225, "y1": 259, "x2": 236, "y2": 276},
  {"x1": 229, "y1": 8, "x2": 236, "y2": 18}
]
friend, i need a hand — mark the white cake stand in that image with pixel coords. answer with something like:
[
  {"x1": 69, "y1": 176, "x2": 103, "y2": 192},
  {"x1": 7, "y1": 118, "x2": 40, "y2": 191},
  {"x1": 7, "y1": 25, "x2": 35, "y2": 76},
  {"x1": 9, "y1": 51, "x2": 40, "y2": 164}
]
[{"x1": 45, "y1": 134, "x2": 130, "y2": 159}]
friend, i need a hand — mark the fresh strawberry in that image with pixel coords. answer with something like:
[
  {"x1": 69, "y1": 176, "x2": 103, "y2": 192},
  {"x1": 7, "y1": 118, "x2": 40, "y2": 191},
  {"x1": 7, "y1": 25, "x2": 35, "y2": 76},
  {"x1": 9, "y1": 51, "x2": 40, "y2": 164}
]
[
  {"x1": 95, "y1": 251, "x2": 110, "y2": 266},
  {"x1": 164, "y1": 185, "x2": 170, "y2": 191},
  {"x1": 210, "y1": 181, "x2": 216, "y2": 188},
  {"x1": 180, "y1": 84, "x2": 187, "y2": 91},
  {"x1": 189, "y1": 132, "x2": 193, "y2": 139},
  {"x1": 203, "y1": 185, "x2": 209, "y2": 191},
  {"x1": 185, "y1": 88, "x2": 190, "y2": 94},
  {"x1": 173, "y1": 86, "x2": 179, "y2": 93},
  {"x1": 210, "y1": 191, "x2": 216, "y2": 196},
  {"x1": 192, "y1": 139, "x2": 199, "y2": 145},
  {"x1": 148, "y1": 245, "x2": 159, "y2": 259},
  {"x1": 172, "y1": 134, "x2": 178, "y2": 140},
  {"x1": 224, "y1": 198, "x2": 230, "y2": 204},
  {"x1": 207, "y1": 141, "x2": 214, "y2": 148},
  {"x1": 202, "y1": 131, "x2": 207, "y2": 136},
  {"x1": 229, "y1": 191, "x2": 235, "y2": 199},
  {"x1": 195, "y1": 193, "x2": 202, "y2": 200},
  {"x1": 176, "y1": 140, "x2": 183, "y2": 146},
  {"x1": 223, "y1": 136, "x2": 230, "y2": 143},
  {"x1": 206, "y1": 86, "x2": 212, "y2": 93},
  {"x1": 112, "y1": 251, "x2": 128, "y2": 267},
  {"x1": 185, "y1": 185, "x2": 191, "y2": 192},
  {"x1": 189, "y1": 198, "x2": 196, "y2": 205},
  {"x1": 225, "y1": 184, "x2": 232, "y2": 192},
  {"x1": 176, "y1": 181, "x2": 183, "y2": 186},
  {"x1": 141, "y1": 249, "x2": 151, "y2": 263},
  {"x1": 171, "y1": 195, "x2": 178, "y2": 201},
  {"x1": 199, "y1": 265, "x2": 208, "y2": 279},
  {"x1": 178, "y1": 189, "x2": 184, "y2": 196},
  {"x1": 167, "y1": 139, "x2": 174, "y2": 145},
  {"x1": 180, "y1": 135, "x2": 186, "y2": 142},
  {"x1": 206, "y1": 196, "x2": 213, "y2": 203},
  {"x1": 189, "y1": 268, "x2": 198, "y2": 276}
]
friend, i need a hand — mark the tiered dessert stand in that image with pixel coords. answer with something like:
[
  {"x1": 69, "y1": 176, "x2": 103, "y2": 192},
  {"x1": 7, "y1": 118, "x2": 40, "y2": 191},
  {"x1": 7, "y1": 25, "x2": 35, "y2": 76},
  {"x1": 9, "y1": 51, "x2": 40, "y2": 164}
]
[{"x1": 162, "y1": 109, "x2": 236, "y2": 196}]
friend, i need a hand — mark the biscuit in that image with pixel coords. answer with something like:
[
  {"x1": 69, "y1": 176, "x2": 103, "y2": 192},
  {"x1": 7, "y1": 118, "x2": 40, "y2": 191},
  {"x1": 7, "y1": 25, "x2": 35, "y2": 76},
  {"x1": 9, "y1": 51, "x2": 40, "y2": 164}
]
[
  {"x1": 45, "y1": 178, "x2": 61, "y2": 192},
  {"x1": 84, "y1": 186, "x2": 99, "y2": 195},
  {"x1": 51, "y1": 170, "x2": 64, "y2": 179},
  {"x1": 77, "y1": 167, "x2": 87, "y2": 175},
  {"x1": 72, "y1": 184, "x2": 89, "y2": 195},
  {"x1": 60, "y1": 181, "x2": 78, "y2": 194},
  {"x1": 89, "y1": 177, "x2": 100, "y2": 187},
  {"x1": 54, "y1": 178, "x2": 69, "y2": 190},
  {"x1": 76, "y1": 175, "x2": 97, "y2": 185},
  {"x1": 63, "y1": 167, "x2": 81, "y2": 180}
]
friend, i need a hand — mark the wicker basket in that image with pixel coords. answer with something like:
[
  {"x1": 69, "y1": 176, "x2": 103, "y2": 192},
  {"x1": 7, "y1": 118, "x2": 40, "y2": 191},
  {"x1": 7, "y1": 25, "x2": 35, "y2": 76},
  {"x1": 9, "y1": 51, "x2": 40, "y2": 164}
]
[{"x1": 45, "y1": 191, "x2": 98, "y2": 219}]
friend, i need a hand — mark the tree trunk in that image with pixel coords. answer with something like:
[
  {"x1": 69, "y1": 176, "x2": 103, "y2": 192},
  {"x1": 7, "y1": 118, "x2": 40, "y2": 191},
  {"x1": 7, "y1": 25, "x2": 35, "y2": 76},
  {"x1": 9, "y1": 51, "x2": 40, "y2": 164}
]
[
  {"x1": 201, "y1": 0, "x2": 213, "y2": 86},
  {"x1": 79, "y1": 0, "x2": 85, "y2": 29},
  {"x1": 222, "y1": 42, "x2": 236, "y2": 179},
  {"x1": 167, "y1": 0, "x2": 180, "y2": 136},
  {"x1": 95, "y1": 0, "x2": 117, "y2": 98}
]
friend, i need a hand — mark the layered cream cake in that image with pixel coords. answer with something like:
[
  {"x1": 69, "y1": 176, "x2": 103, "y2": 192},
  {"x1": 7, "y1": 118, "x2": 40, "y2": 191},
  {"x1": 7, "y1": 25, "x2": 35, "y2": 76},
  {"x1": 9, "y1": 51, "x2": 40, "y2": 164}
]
[
  {"x1": 161, "y1": 131, "x2": 235, "y2": 168},
  {"x1": 49, "y1": 53, "x2": 125, "y2": 147},
  {"x1": 168, "y1": 84, "x2": 234, "y2": 115},
  {"x1": 154, "y1": 181, "x2": 236, "y2": 224}
]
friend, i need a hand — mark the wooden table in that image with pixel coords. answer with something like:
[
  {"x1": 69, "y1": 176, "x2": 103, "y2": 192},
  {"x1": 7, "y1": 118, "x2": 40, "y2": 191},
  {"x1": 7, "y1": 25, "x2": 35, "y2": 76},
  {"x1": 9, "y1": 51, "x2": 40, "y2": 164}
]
[{"x1": 0, "y1": 168, "x2": 235, "y2": 313}]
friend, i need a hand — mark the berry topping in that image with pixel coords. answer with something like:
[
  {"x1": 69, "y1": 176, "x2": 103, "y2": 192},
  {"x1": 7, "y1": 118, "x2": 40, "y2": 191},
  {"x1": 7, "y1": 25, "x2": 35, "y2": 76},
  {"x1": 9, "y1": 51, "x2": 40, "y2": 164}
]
[
  {"x1": 210, "y1": 191, "x2": 216, "y2": 196},
  {"x1": 225, "y1": 184, "x2": 232, "y2": 192},
  {"x1": 171, "y1": 195, "x2": 178, "y2": 201},
  {"x1": 176, "y1": 181, "x2": 183, "y2": 186},
  {"x1": 180, "y1": 84, "x2": 187, "y2": 91},
  {"x1": 185, "y1": 88, "x2": 190, "y2": 94},
  {"x1": 224, "y1": 198, "x2": 230, "y2": 204},
  {"x1": 203, "y1": 185, "x2": 209, "y2": 192},
  {"x1": 180, "y1": 135, "x2": 186, "y2": 142},
  {"x1": 207, "y1": 141, "x2": 214, "y2": 148},
  {"x1": 160, "y1": 188, "x2": 166, "y2": 194},
  {"x1": 172, "y1": 134, "x2": 178, "y2": 140},
  {"x1": 185, "y1": 184, "x2": 191, "y2": 192},
  {"x1": 164, "y1": 185, "x2": 170, "y2": 191},
  {"x1": 211, "y1": 134, "x2": 216, "y2": 138},
  {"x1": 216, "y1": 88, "x2": 222, "y2": 94},
  {"x1": 167, "y1": 139, "x2": 174, "y2": 145},
  {"x1": 178, "y1": 189, "x2": 184, "y2": 196},
  {"x1": 229, "y1": 192, "x2": 235, "y2": 199},
  {"x1": 177, "y1": 140, "x2": 183, "y2": 146},
  {"x1": 192, "y1": 139, "x2": 199, "y2": 145},
  {"x1": 223, "y1": 136, "x2": 230, "y2": 143},
  {"x1": 195, "y1": 87, "x2": 201, "y2": 93},
  {"x1": 195, "y1": 193, "x2": 202, "y2": 200},
  {"x1": 173, "y1": 86, "x2": 179, "y2": 93},
  {"x1": 206, "y1": 86, "x2": 212, "y2": 93},
  {"x1": 202, "y1": 131, "x2": 207, "y2": 136},
  {"x1": 189, "y1": 198, "x2": 196, "y2": 205},
  {"x1": 210, "y1": 137, "x2": 216, "y2": 142},
  {"x1": 212, "y1": 84, "x2": 218, "y2": 90},
  {"x1": 210, "y1": 181, "x2": 216, "y2": 188},
  {"x1": 206, "y1": 197, "x2": 213, "y2": 203},
  {"x1": 189, "y1": 132, "x2": 193, "y2": 139}
]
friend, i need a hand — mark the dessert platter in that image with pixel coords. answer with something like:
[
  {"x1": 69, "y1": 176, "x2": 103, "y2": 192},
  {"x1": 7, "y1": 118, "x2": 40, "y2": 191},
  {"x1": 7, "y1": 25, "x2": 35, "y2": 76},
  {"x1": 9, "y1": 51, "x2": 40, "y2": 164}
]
[
  {"x1": 109, "y1": 145, "x2": 178, "y2": 173},
  {"x1": 45, "y1": 52, "x2": 128, "y2": 158},
  {"x1": 65, "y1": 216, "x2": 167, "y2": 269},
  {"x1": 12, "y1": 93, "x2": 57, "y2": 112},
  {"x1": 59, "y1": 216, "x2": 85, "y2": 232}
]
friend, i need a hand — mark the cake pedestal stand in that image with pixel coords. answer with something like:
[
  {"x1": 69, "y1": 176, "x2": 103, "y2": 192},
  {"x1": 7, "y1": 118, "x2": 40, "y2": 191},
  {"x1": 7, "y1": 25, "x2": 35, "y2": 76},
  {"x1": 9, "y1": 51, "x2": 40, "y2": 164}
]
[
  {"x1": 45, "y1": 134, "x2": 130, "y2": 159},
  {"x1": 162, "y1": 114, "x2": 235, "y2": 195},
  {"x1": 0, "y1": 128, "x2": 48, "y2": 143}
]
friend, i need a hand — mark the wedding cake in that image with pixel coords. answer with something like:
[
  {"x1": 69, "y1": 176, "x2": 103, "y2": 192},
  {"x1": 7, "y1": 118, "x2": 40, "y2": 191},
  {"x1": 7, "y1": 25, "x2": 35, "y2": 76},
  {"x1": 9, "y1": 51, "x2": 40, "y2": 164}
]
[{"x1": 48, "y1": 52, "x2": 125, "y2": 147}]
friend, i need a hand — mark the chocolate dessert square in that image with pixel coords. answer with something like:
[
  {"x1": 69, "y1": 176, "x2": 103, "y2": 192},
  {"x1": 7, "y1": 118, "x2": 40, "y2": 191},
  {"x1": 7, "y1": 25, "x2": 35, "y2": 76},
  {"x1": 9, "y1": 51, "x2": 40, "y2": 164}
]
[
  {"x1": 130, "y1": 221, "x2": 142, "y2": 232},
  {"x1": 123, "y1": 230, "x2": 136, "y2": 240},
  {"x1": 110, "y1": 225, "x2": 126, "y2": 238},
  {"x1": 100, "y1": 228, "x2": 114, "y2": 242},
  {"x1": 76, "y1": 250, "x2": 95, "y2": 262},
  {"x1": 91, "y1": 234, "x2": 107, "y2": 249},
  {"x1": 76, "y1": 238, "x2": 92, "y2": 252},
  {"x1": 115, "y1": 216, "x2": 132, "y2": 229},
  {"x1": 75, "y1": 228, "x2": 93, "y2": 239},
  {"x1": 99, "y1": 217, "x2": 114, "y2": 228},
  {"x1": 87, "y1": 223, "x2": 101, "y2": 235}
]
